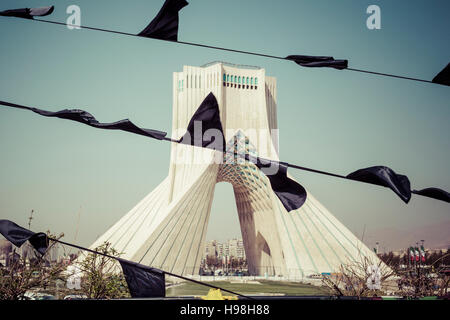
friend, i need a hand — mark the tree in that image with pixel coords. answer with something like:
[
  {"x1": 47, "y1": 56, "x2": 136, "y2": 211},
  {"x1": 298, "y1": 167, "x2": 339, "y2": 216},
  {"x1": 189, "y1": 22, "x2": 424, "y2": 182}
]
[
  {"x1": 77, "y1": 242, "x2": 130, "y2": 299},
  {"x1": 321, "y1": 256, "x2": 396, "y2": 298},
  {"x1": 396, "y1": 253, "x2": 450, "y2": 298},
  {"x1": 205, "y1": 255, "x2": 220, "y2": 272},
  {"x1": 0, "y1": 232, "x2": 67, "y2": 300},
  {"x1": 322, "y1": 250, "x2": 450, "y2": 298}
]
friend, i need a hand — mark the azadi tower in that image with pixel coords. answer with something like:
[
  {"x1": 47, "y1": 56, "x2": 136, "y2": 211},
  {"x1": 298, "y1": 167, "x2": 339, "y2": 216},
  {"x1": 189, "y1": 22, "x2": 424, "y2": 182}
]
[{"x1": 89, "y1": 62, "x2": 382, "y2": 278}]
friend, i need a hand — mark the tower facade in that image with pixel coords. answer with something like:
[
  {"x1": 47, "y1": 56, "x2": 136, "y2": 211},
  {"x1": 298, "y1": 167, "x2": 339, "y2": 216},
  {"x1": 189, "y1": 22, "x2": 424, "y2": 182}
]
[{"x1": 89, "y1": 62, "x2": 381, "y2": 278}]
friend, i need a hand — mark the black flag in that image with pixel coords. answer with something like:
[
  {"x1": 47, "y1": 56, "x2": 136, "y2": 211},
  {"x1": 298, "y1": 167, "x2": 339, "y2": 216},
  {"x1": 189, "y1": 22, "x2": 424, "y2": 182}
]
[
  {"x1": 285, "y1": 55, "x2": 348, "y2": 70},
  {"x1": 346, "y1": 166, "x2": 411, "y2": 203},
  {"x1": 0, "y1": 220, "x2": 48, "y2": 255},
  {"x1": 412, "y1": 188, "x2": 450, "y2": 203},
  {"x1": 118, "y1": 259, "x2": 166, "y2": 298},
  {"x1": 138, "y1": 0, "x2": 188, "y2": 41},
  {"x1": 179, "y1": 92, "x2": 225, "y2": 151},
  {"x1": 0, "y1": 6, "x2": 54, "y2": 19},
  {"x1": 0, "y1": 101, "x2": 167, "y2": 141},
  {"x1": 255, "y1": 158, "x2": 307, "y2": 212},
  {"x1": 432, "y1": 63, "x2": 450, "y2": 86}
]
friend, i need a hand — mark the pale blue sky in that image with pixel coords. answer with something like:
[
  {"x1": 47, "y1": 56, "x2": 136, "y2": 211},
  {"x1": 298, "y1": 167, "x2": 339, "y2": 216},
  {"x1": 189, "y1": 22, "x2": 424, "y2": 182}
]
[{"x1": 0, "y1": 0, "x2": 449, "y2": 251}]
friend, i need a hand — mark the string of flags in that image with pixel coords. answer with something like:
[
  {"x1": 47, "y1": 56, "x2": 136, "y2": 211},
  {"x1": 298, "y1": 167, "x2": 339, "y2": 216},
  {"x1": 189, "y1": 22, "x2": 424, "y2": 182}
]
[
  {"x1": 0, "y1": 218, "x2": 436, "y2": 299},
  {"x1": 432, "y1": 63, "x2": 450, "y2": 86},
  {"x1": 1, "y1": 2, "x2": 448, "y2": 86},
  {"x1": 0, "y1": 5, "x2": 54, "y2": 20},
  {"x1": 0, "y1": 100, "x2": 168, "y2": 141},
  {"x1": 0, "y1": 219, "x2": 253, "y2": 299},
  {"x1": 1, "y1": 94, "x2": 448, "y2": 213},
  {"x1": 0, "y1": 219, "x2": 48, "y2": 255},
  {"x1": 137, "y1": 0, "x2": 188, "y2": 41}
]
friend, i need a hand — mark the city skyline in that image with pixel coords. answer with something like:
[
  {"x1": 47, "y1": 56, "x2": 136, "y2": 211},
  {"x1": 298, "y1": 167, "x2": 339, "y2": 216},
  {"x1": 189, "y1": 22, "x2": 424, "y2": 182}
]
[{"x1": 0, "y1": 0, "x2": 449, "y2": 255}]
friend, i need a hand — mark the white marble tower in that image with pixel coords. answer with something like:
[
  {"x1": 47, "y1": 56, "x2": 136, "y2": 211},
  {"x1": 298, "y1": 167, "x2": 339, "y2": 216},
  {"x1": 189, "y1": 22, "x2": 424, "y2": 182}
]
[{"x1": 89, "y1": 62, "x2": 382, "y2": 278}]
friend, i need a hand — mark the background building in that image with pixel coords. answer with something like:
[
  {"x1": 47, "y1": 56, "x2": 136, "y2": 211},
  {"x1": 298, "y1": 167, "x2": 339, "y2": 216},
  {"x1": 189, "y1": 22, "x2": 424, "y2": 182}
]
[
  {"x1": 204, "y1": 240, "x2": 217, "y2": 258},
  {"x1": 0, "y1": 239, "x2": 12, "y2": 266},
  {"x1": 203, "y1": 238, "x2": 246, "y2": 261},
  {"x1": 0, "y1": 238, "x2": 60, "y2": 266}
]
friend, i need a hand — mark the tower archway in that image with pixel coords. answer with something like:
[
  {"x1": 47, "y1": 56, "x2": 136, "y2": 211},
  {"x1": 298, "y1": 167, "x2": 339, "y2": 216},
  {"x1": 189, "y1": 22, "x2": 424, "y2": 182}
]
[{"x1": 88, "y1": 62, "x2": 383, "y2": 278}]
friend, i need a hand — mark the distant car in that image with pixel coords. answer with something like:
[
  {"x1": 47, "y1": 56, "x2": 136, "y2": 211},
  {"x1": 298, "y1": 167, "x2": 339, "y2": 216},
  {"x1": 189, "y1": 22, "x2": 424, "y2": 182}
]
[
  {"x1": 63, "y1": 294, "x2": 88, "y2": 300},
  {"x1": 35, "y1": 295, "x2": 56, "y2": 300},
  {"x1": 214, "y1": 269, "x2": 224, "y2": 276},
  {"x1": 24, "y1": 292, "x2": 56, "y2": 300}
]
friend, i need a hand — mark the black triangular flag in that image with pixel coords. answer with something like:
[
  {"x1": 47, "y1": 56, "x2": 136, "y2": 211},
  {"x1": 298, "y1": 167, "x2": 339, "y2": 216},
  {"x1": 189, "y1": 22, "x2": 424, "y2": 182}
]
[
  {"x1": 346, "y1": 166, "x2": 411, "y2": 203},
  {"x1": 118, "y1": 259, "x2": 165, "y2": 298},
  {"x1": 179, "y1": 92, "x2": 225, "y2": 151},
  {"x1": 255, "y1": 158, "x2": 307, "y2": 212},
  {"x1": 285, "y1": 55, "x2": 348, "y2": 70},
  {"x1": 412, "y1": 187, "x2": 450, "y2": 203},
  {"x1": 432, "y1": 63, "x2": 450, "y2": 86},
  {"x1": 0, "y1": 6, "x2": 54, "y2": 19},
  {"x1": 0, "y1": 220, "x2": 48, "y2": 255},
  {"x1": 0, "y1": 101, "x2": 167, "y2": 140},
  {"x1": 138, "y1": 0, "x2": 188, "y2": 41}
]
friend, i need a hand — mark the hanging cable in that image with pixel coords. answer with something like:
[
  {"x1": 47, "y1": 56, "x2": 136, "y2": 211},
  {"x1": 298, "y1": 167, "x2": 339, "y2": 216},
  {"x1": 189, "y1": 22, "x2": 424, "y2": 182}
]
[
  {"x1": 1, "y1": 99, "x2": 448, "y2": 205},
  {"x1": 4, "y1": 17, "x2": 440, "y2": 86}
]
